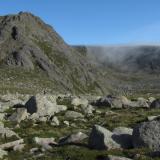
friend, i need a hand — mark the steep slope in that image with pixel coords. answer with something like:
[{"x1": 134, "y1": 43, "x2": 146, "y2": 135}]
[{"x1": 0, "y1": 12, "x2": 107, "y2": 94}]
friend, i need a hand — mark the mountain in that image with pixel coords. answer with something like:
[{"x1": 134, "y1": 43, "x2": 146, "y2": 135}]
[
  {"x1": 0, "y1": 12, "x2": 160, "y2": 97},
  {"x1": 0, "y1": 12, "x2": 108, "y2": 95}
]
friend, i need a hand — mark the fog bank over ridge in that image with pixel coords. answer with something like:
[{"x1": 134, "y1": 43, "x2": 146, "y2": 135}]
[{"x1": 86, "y1": 45, "x2": 160, "y2": 72}]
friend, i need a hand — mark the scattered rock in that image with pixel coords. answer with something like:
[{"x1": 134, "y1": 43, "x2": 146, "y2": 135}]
[
  {"x1": 150, "y1": 99, "x2": 160, "y2": 109},
  {"x1": 0, "y1": 126, "x2": 19, "y2": 138},
  {"x1": 34, "y1": 137, "x2": 57, "y2": 150},
  {"x1": 148, "y1": 115, "x2": 160, "y2": 121},
  {"x1": 112, "y1": 127, "x2": 133, "y2": 149},
  {"x1": 0, "y1": 139, "x2": 24, "y2": 150},
  {"x1": 0, "y1": 149, "x2": 7, "y2": 159},
  {"x1": 89, "y1": 125, "x2": 133, "y2": 150},
  {"x1": 51, "y1": 116, "x2": 60, "y2": 126},
  {"x1": 30, "y1": 147, "x2": 40, "y2": 154},
  {"x1": 106, "y1": 155, "x2": 132, "y2": 160},
  {"x1": 8, "y1": 108, "x2": 29, "y2": 123},
  {"x1": 148, "y1": 97, "x2": 156, "y2": 104},
  {"x1": 0, "y1": 122, "x2": 4, "y2": 128},
  {"x1": 105, "y1": 111, "x2": 119, "y2": 116},
  {"x1": 13, "y1": 144, "x2": 25, "y2": 151},
  {"x1": 0, "y1": 113, "x2": 5, "y2": 121},
  {"x1": 65, "y1": 111, "x2": 84, "y2": 119},
  {"x1": 63, "y1": 121, "x2": 69, "y2": 126},
  {"x1": 38, "y1": 116, "x2": 48, "y2": 122},
  {"x1": 28, "y1": 113, "x2": 39, "y2": 121},
  {"x1": 136, "y1": 97, "x2": 149, "y2": 108},
  {"x1": 25, "y1": 95, "x2": 67, "y2": 116},
  {"x1": 81, "y1": 104, "x2": 95, "y2": 115},
  {"x1": 92, "y1": 95, "x2": 114, "y2": 108},
  {"x1": 59, "y1": 132, "x2": 88, "y2": 145},
  {"x1": 123, "y1": 97, "x2": 149, "y2": 108},
  {"x1": 89, "y1": 125, "x2": 118, "y2": 150},
  {"x1": 71, "y1": 97, "x2": 88, "y2": 107}
]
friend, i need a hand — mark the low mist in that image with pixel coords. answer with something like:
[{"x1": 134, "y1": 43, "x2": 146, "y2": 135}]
[{"x1": 86, "y1": 45, "x2": 160, "y2": 72}]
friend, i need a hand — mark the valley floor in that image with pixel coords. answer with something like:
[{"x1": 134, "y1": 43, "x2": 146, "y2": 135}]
[{"x1": 0, "y1": 94, "x2": 160, "y2": 160}]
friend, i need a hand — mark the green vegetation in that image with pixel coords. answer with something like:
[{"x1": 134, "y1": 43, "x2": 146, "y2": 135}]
[
  {"x1": 0, "y1": 67, "x2": 57, "y2": 94},
  {"x1": 52, "y1": 51, "x2": 70, "y2": 67},
  {"x1": 33, "y1": 38, "x2": 53, "y2": 60},
  {"x1": 3, "y1": 107, "x2": 160, "y2": 160}
]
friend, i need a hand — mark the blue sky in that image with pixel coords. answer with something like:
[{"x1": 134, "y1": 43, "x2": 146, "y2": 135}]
[{"x1": 0, "y1": 0, "x2": 160, "y2": 45}]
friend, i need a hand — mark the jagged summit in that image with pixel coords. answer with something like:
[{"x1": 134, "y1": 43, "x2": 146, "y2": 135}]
[{"x1": 0, "y1": 12, "x2": 106, "y2": 94}]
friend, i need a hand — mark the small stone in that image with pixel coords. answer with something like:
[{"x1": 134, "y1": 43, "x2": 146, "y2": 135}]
[{"x1": 63, "y1": 121, "x2": 69, "y2": 126}]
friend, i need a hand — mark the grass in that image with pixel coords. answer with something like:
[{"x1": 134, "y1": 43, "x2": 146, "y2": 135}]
[
  {"x1": 0, "y1": 67, "x2": 58, "y2": 94},
  {"x1": 2, "y1": 106, "x2": 160, "y2": 160}
]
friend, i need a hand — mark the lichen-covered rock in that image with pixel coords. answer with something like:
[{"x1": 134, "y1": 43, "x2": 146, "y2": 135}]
[
  {"x1": 0, "y1": 126, "x2": 19, "y2": 138},
  {"x1": 80, "y1": 104, "x2": 95, "y2": 115},
  {"x1": 8, "y1": 108, "x2": 29, "y2": 123},
  {"x1": 71, "y1": 97, "x2": 88, "y2": 107},
  {"x1": 51, "y1": 116, "x2": 60, "y2": 126},
  {"x1": 89, "y1": 125, "x2": 120, "y2": 150},
  {"x1": 65, "y1": 111, "x2": 84, "y2": 119},
  {"x1": 25, "y1": 95, "x2": 67, "y2": 116},
  {"x1": 148, "y1": 115, "x2": 160, "y2": 121},
  {"x1": 89, "y1": 125, "x2": 133, "y2": 150},
  {"x1": 0, "y1": 149, "x2": 7, "y2": 159},
  {"x1": 106, "y1": 155, "x2": 132, "y2": 160},
  {"x1": 133, "y1": 119, "x2": 160, "y2": 151},
  {"x1": 0, "y1": 113, "x2": 5, "y2": 121},
  {"x1": 34, "y1": 137, "x2": 57, "y2": 150}
]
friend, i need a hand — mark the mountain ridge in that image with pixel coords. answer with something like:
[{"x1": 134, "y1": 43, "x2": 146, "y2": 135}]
[{"x1": 0, "y1": 12, "x2": 160, "y2": 97}]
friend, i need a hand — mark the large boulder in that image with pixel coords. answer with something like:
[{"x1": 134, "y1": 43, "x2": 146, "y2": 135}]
[
  {"x1": 25, "y1": 95, "x2": 67, "y2": 116},
  {"x1": 59, "y1": 132, "x2": 88, "y2": 145},
  {"x1": 88, "y1": 125, "x2": 133, "y2": 150},
  {"x1": 89, "y1": 125, "x2": 120, "y2": 150},
  {"x1": 133, "y1": 119, "x2": 160, "y2": 151}
]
